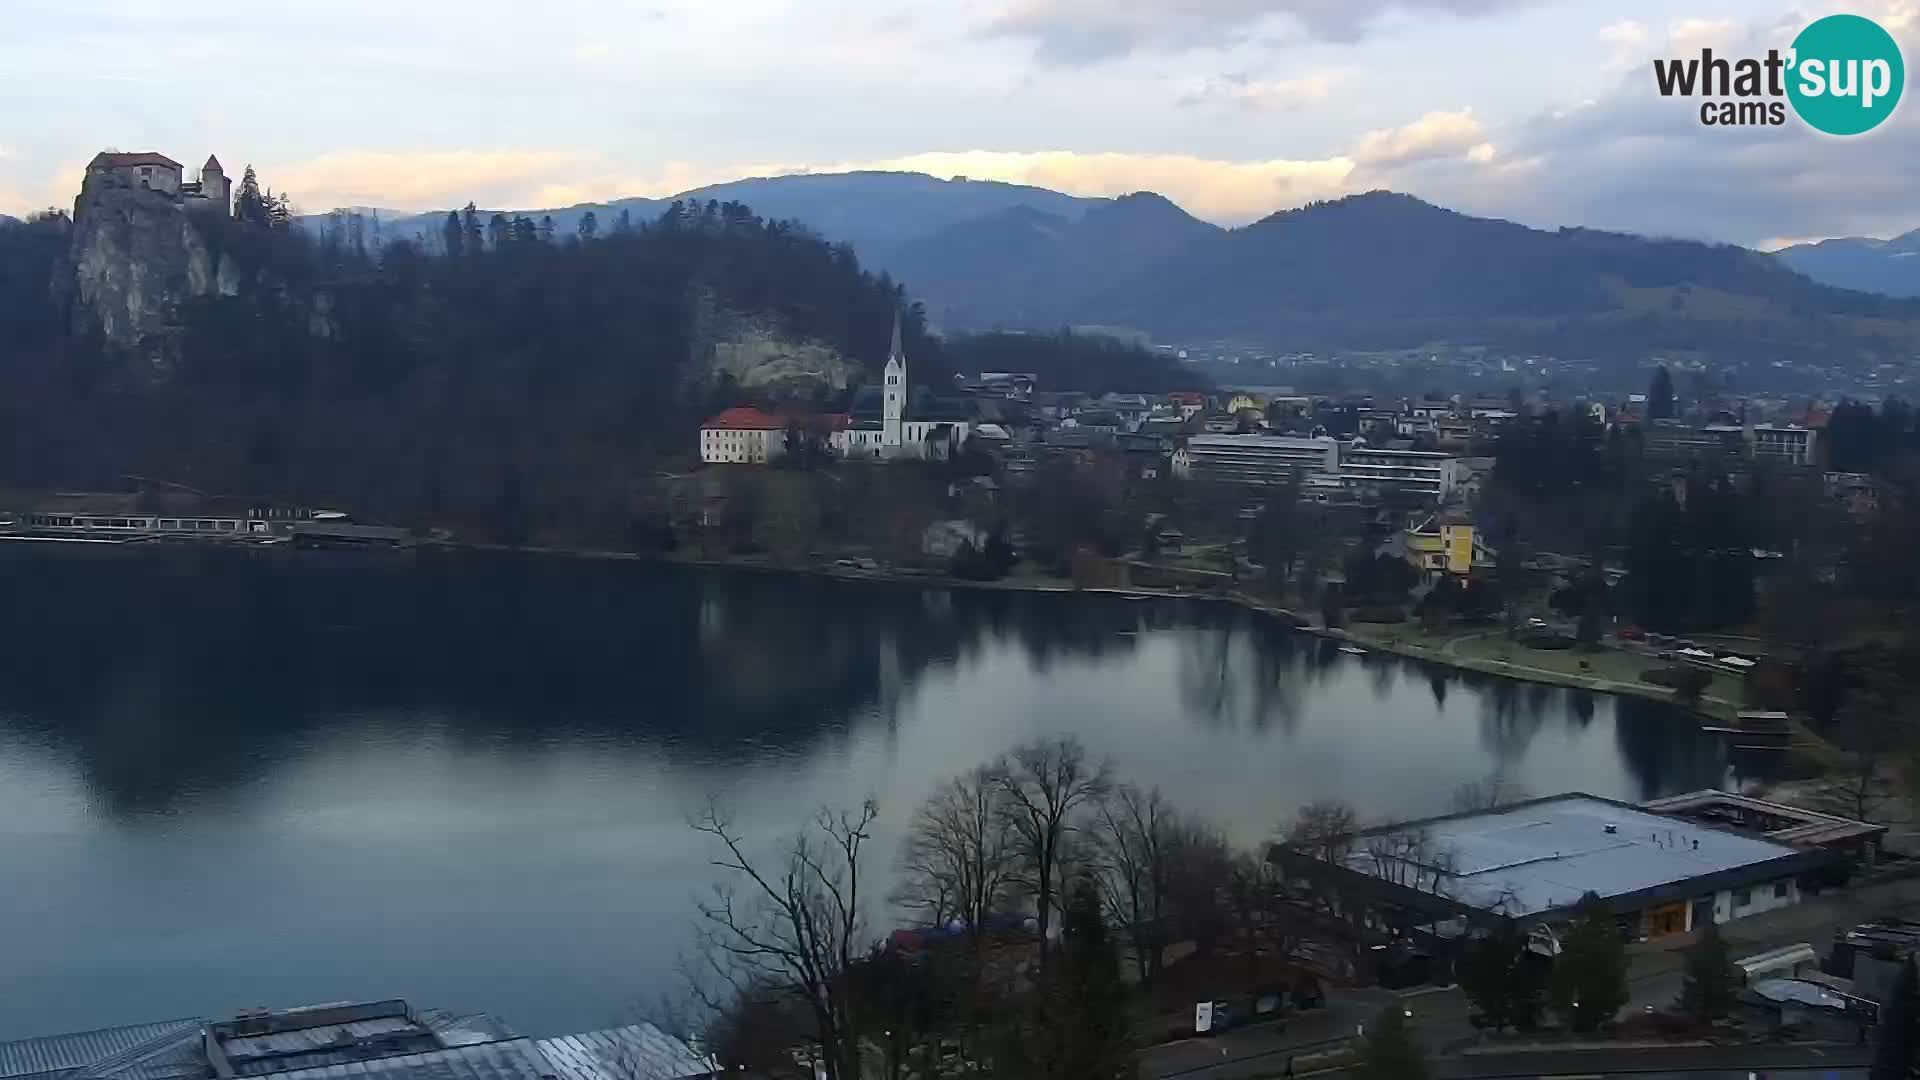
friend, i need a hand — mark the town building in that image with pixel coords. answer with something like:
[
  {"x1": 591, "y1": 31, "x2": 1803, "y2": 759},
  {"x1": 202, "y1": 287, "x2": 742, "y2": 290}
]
[
  {"x1": 842, "y1": 313, "x2": 973, "y2": 460},
  {"x1": 1750, "y1": 423, "x2": 1819, "y2": 467},
  {"x1": 1174, "y1": 433, "x2": 1341, "y2": 486},
  {"x1": 14, "y1": 494, "x2": 347, "y2": 539},
  {"x1": 1403, "y1": 513, "x2": 1485, "y2": 578},
  {"x1": 0, "y1": 999, "x2": 714, "y2": 1080},
  {"x1": 1825, "y1": 471, "x2": 1880, "y2": 517},
  {"x1": 1642, "y1": 789, "x2": 1886, "y2": 865},
  {"x1": 1339, "y1": 447, "x2": 1457, "y2": 502},
  {"x1": 1273, "y1": 793, "x2": 1837, "y2": 945},
  {"x1": 698, "y1": 406, "x2": 788, "y2": 464},
  {"x1": 1644, "y1": 419, "x2": 1820, "y2": 467},
  {"x1": 81, "y1": 151, "x2": 230, "y2": 216},
  {"x1": 1175, "y1": 434, "x2": 1459, "y2": 505}
]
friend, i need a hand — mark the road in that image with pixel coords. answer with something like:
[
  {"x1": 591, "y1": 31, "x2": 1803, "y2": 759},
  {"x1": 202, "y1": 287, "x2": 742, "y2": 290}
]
[
  {"x1": 1136, "y1": 991, "x2": 1385, "y2": 1079},
  {"x1": 1138, "y1": 872, "x2": 1920, "y2": 1079}
]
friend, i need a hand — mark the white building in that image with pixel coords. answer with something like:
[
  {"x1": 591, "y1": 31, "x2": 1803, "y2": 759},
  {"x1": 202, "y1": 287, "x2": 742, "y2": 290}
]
[
  {"x1": 699, "y1": 407, "x2": 788, "y2": 464},
  {"x1": 1339, "y1": 447, "x2": 1458, "y2": 501},
  {"x1": 1750, "y1": 424, "x2": 1819, "y2": 467},
  {"x1": 1177, "y1": 434, "x2": 1458, "y2": 503},
  {"x1": 1275, "y1": 793, "x2": 1835, "y2": 945},
  {"x1": 843, "y1": 313, "x2": 972, "y2": 461},
  {"x1": 1175, "y1": 433, "x2": 1341, "y2": 485}
]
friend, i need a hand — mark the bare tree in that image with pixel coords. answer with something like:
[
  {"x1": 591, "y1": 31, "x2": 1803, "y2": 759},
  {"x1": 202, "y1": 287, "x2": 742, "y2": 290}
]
[
  {"x1": 1448, "y1": 768, "x2": 1534, "y2": 812},
  {"x1": 1360, "y1": 828, "x2": 1458, "y2": 900},
  {"x1": 993, "y1": 736, "x2": 1111, "y2": 962},
  {"x1": 1284, "y1": 799, "x2": 1359, "y2": 868},
  {"x1": 897, "y1": 766, "x2": 1016, "y2": 937},
  {"x1": 1224, "y1": 850, "x2": 1302, "y2": 1005},
  {"x1": 1089, "y1": 783, "x2": 1176, "y2": 982},
  {"x1": 689, "y1": 799, "x2": 878, "y2": 1080}
]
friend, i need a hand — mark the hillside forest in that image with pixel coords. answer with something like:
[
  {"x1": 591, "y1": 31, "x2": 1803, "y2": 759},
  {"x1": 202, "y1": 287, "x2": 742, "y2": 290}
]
[{"x1": 0, "y1": 190, "x2": 1189, "y2": 543}]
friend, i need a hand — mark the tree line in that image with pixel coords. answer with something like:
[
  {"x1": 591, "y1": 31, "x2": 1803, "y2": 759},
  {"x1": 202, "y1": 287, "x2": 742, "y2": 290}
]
[{"x1": 682, "y1": 735, "x2": 1351, "y2": 1080}]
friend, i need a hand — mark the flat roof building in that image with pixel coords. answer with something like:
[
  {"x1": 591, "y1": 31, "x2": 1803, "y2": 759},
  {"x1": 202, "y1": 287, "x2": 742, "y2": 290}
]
[
  {"x1": 1176, "y1": 433, "x2": 1340, "y2": 486},
  {"x1": 1643, "y1": 789, "x2": 1886, "y2": 862},
  {"x1": 1340, "y1": 447, "x2": 1456, "y2": 502},
  {"x1": 1274, "y1": 793, "x2": 1836, "y2": 943},
  {"x1": 0, "y1": 1001, "x2": 714, "y2": 1080}
]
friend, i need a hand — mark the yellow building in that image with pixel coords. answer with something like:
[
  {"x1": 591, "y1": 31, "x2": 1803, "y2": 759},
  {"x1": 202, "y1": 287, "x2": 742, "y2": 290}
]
[{"x1": 1405, "y1": 514, "x2": 1482, "y2": 577}]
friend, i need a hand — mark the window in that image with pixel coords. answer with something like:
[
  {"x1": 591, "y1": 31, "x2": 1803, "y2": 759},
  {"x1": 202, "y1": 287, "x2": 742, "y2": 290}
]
[
  {"x1": 1733, "y1": 888, "x2": 1751, "y2": 907},
  {"x1": 1773, "y1": 881, "x2": 1789, "y2": 899}
]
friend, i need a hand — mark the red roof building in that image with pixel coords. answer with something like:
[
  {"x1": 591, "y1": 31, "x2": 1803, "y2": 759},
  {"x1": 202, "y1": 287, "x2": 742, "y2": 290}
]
[{"x1": 700, "y1": 406, "x2": 786, "y2": 431}]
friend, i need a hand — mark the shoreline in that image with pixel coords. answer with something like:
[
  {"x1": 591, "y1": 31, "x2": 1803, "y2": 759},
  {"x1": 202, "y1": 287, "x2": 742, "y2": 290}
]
[
  {"x1": 26, "y1": 531, "x2": 1740, "y2": 725},
  {"x1": 421, "y1": 539, "x2": 1736, "y2": 721}
]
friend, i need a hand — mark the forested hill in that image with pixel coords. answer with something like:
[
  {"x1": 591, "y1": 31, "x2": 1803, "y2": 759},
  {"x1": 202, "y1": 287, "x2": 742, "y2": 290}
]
[
  {"x1": 903, "y1": 190, "x2": 1920, "y2": 372},
  {"x1": 0, "y1": 198, "x2": 1190, "y2": 542}
]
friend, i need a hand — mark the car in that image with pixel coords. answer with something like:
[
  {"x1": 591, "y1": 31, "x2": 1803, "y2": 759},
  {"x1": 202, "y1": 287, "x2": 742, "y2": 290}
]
[
  {"x1": 1618, "y1": 624, "x2": 1646, "y2": 641},
  {"x1": 1526, "y1": 617, "x2": 1548, "y2": 629}
]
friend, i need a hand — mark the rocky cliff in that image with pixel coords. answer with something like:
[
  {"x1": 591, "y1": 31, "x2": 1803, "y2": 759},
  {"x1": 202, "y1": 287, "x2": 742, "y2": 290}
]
[{"x1": 67, "y1": 188, "x2": 238, "y2": 347}]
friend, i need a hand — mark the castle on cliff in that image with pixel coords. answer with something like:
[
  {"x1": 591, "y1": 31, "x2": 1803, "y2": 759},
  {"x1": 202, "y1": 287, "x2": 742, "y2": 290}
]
[{"x1": 80, "y1": 151, "x2": 231, "y2": 216}]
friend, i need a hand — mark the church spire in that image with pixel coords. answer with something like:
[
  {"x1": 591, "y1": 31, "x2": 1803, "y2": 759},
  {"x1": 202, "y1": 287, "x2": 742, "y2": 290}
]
[{"x1": 888, "y1": 307, "x2": 903, "y2": 363}]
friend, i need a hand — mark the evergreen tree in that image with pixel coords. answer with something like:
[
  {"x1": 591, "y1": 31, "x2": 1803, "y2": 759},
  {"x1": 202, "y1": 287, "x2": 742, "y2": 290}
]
[
  {"x1": 462, "y1": 202, "x2": 482, "y2": 254},
  {"x1": 1549, "y1": 893, "x2": 1628, "y2": 1033},
  {"x1": 1357, "y1": 1003, "x2": 1428, "y2": 1080},
  {"x1": 539, "y1": 215, "x2": 556, "y2": 242},
  {"x1": 1461, "y1": 922, "x2": 1544, "y2": 1032},
  {"x1": 443, "y1": 210, "x2": 463, "y2": 257},
  {"x1": 234, "y1": 165, "x2": 270, "y2": 227},
  {"x1": 578, "y1": 210, "x2": 599, "y2": 242},
  {"x1": 1677, "y1": 920, "x2": 1738, "y2": 1024},
  {"x1": 1008, "y1": 880, "x2": 1136, "y2": 1080},
  {"x1": 1649, "y1": 365, "x2": 1676, "y2": 420},
  {"x1": 1874, "y1": 956, "x2": 1917, "y2": 1080},
  {"x1": 612, "y1": 207, "x2": 634, "y2": 235},
  {"x1": 488, "y1": 213, "x2": 509, "y2": 251}
]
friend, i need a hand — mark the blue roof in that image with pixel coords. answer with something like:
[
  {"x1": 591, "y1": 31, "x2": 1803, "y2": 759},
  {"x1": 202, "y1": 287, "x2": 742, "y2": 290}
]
[
  {"x1": 0, "y1": 1020, "x2": 201, "y2": 1080},
  {"x1": 252, "y1": 1039, "x2": 557, "y2": 1080}
]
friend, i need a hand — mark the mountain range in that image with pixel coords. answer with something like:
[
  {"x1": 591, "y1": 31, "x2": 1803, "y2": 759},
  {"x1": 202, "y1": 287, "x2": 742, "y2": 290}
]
[
  {"x1": 303, "y1": 172, "x2": 1920, "y2": 376},
  {"x1": 306, "y1": 171, "x2": 1097, "y2": 270},
  {"x1": 1774, "y1": 230, "x2": 1920, "y2": 298}
]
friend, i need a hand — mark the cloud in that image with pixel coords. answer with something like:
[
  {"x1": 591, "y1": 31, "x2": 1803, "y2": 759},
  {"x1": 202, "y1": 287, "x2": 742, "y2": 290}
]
[
  {"x1": 1177, "y1": 71, "x2": 1338, "y2": 111},
  {"x1": 1350, "y1": 109, "x2": 1490, "y2": 167},
  {"x1": 1404, "y1": 0, "x2": 1920, "y2": 245},
  {"x1": 1667, "y1": 17, "x2": 1741, "y2": 51},
  {"x1": 1597, "y1": 19, "x2": 1647, "y2": 47},
  {"x1": 268, "y1": 150, "x2": 588, "y2": 213},
  {"x1": 980, "y1": 0, "x2": 1543, "y2": 62}
]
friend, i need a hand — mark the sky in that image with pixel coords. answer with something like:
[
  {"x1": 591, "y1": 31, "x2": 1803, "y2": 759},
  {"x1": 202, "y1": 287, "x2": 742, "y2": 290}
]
[{"x1": 1, "y1": 0, "x2": 1915, "y2": 248}]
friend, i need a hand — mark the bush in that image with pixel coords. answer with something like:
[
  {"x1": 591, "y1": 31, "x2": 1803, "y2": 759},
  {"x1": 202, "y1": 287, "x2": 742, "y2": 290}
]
[
  {"x1": 1350, "y1": 605, "x2": 1408, "y2": 623},
  {"x1": 1641, "y1": 665, "x2": 1713, "y2": 700},
  {"x1": 1516, "y1": 630, "x2": 1575, "y2": 650}
]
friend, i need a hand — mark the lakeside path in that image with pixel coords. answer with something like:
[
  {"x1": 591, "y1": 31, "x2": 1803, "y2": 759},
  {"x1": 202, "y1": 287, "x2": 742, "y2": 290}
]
[{"x1": 424, "y1": 540, "x2": 1741, "y2": 726}]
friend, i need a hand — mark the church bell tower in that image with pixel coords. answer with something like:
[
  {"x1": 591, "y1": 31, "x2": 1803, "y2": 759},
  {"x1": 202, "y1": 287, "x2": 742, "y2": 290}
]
[{"x1": 882, "y1": 310, "x2": 906, "y2": 450}]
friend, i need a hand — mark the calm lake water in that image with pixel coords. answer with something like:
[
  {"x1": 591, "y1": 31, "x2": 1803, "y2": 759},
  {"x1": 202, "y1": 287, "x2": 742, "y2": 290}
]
[{"x1": 0, "y1": 546, "x2": 1740, "y2": 1039}]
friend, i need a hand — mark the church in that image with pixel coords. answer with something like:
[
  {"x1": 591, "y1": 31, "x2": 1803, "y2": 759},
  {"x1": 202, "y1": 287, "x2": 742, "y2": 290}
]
[{"x1": 839, "y1": 312, "x2": 975, "y2": 461}]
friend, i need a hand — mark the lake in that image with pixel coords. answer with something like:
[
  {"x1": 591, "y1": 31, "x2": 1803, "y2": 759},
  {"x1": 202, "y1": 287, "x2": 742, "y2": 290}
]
[{"x1": 0, "y1": 546, "x2": 1739, "y2": 1039}]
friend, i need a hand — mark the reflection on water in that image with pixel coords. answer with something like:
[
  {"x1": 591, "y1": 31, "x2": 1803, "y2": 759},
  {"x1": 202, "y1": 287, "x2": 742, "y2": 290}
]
[{"x1": 0, "y1": 547, "x2": 1739, "y2": 1039}]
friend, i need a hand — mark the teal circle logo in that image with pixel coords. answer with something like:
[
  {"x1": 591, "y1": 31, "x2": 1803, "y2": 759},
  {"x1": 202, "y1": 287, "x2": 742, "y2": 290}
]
[{"x1": 1787, "y1": 14, "x2": 1904, "y2": 135}]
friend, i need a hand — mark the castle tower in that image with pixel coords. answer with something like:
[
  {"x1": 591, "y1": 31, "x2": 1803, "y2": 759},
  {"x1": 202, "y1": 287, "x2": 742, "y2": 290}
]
[
  {"x1": 882, "y1": 309, "x2": 906, "y2": 450},
  {"x1": 201, "y1": 155, "x2": 230, "y2": 216}
]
